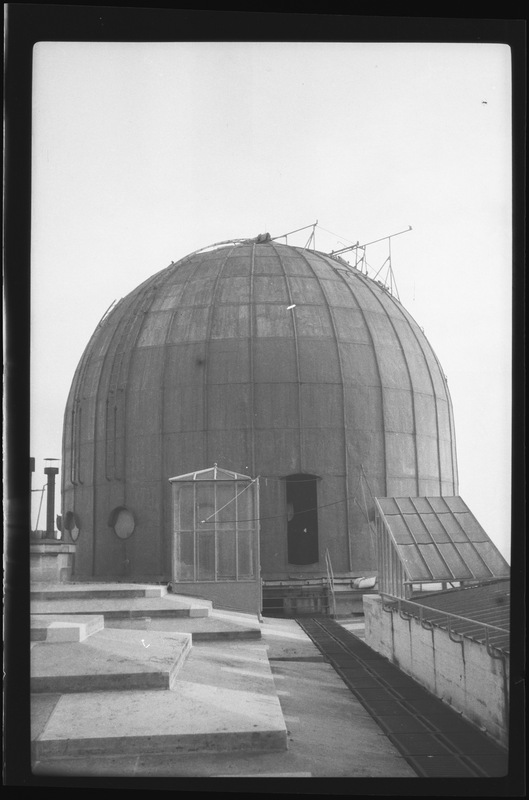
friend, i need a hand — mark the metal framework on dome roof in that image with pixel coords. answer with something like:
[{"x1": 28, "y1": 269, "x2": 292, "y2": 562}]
[
  {"x1": 176, "y1": 232, "x2": 277, "y2": 261},
  {"x1": 270, "y1": 220, "x2": 318, "y2": 249},
  {"x1": 178, "y1": 238, "x2": 251, "y2": 259},
  {"x1": 269, "y1": 220, "x2": 411, "y2": 299},
  {"x1": 327, "y1": 225, "x2": 412, "y2": 301},
  {"x1": 329, "y1": 225, "x2": 412, "y2": 257},
  {"x1": 173, "y1": 222, "x2": 410, "y2": 299}
]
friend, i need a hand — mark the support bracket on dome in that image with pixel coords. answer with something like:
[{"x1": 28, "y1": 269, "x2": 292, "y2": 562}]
[
  {"x1": 329, "y1": 226, "x2": 412, "y2": 300},
  {"x1": 329, "y1": 225, "x2": 412, "y2": 257},
  {"x1": 240, "y1": 232, "x2": 273, "y2": 244},
  {"x1": 270, "y1": 220, "x2": 318, "y2": 249}
]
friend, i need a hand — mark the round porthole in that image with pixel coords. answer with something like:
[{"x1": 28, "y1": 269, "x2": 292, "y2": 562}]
[
  {"x1": 108, "y1": 506, "x2": 135, "y2": 539},
  {"x1": 63, "y1": 511, "x2": 80, "y2": 541}
]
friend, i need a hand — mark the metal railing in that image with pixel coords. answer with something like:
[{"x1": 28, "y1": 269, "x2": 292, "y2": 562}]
[
  {"x1": 380, "y1": 592, "x2": 509, "y2": 659},
  {"x1": 325, "y1": 549, "x2": 337, "y2": 618},
  {"x1": 261, "y1": 576, "x2": 334, "y2": 617}
]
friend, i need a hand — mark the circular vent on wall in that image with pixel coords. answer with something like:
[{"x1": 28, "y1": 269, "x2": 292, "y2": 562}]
[{"x1": 108, "y1": 506, "x2": 135, "y2": 539}]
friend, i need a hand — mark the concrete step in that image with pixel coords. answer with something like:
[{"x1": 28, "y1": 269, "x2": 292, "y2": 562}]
[
  {"x1": 31, "y1": 614, "x2": 104, "y2": 643},
  {"x1": 32, "y1": 641, "x2": 287, "y2": 759},
  {"x1": 31, "y1": 583, "x2": 169, "y2": 601},
  {"x1": 104, "y1": 607, "x2": 262, "y2": 642},
  {"x1": 31, "y1": 628, "x2": 192, "y2": 693},
  {"x1": 31, "y1": 594, "x2": 212, "y2": 620}
]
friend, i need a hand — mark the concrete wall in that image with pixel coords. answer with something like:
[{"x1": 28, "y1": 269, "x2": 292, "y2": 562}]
[
  {"x1": 363, "y1": 594, "x2": 509, "y2": 747},
  {"x1": 30, "y1": 542, "x2": 77, "y2": 583},
  {"x1": 171, "y1": 580, "x2": 262, "y2": 616}
]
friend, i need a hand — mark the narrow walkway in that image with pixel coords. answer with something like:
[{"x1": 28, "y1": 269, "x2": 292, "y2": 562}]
[{"x1": 298, "y1": 617, "x2": 508, "y2": 778}]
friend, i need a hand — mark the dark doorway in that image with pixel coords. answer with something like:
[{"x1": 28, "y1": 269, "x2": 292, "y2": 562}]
[{"x1": 286, "y1": 474, "x2": 319, "y2": 565}]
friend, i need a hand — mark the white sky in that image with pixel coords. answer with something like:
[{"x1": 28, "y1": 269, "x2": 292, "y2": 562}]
[{"x1": 30, "y1": 42, "x2": 512, "y2": 559}]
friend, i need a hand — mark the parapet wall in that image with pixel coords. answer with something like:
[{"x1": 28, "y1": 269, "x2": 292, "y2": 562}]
[
  {"x1": 170, "y1": 580, "x2": 262, "y2": 616},
  {"x1": 363, "y1": 594, "x2": 509, "y2": 748},
  {"x1": 30, "y1": 540, "x2": 77, "y2": 583}
]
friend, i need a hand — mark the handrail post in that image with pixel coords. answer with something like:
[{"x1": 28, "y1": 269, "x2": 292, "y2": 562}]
[
  {"x1": 378, "y1": 590, "x2": 508, "y2": 651},
  {"x1": 325, "y1": 548, "x2": 337, "y2": 618}
]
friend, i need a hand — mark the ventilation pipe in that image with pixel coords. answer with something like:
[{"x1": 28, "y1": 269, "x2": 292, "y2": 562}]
[{"x1": 44, "y1": 463, "x2": 59, "y2": 539}]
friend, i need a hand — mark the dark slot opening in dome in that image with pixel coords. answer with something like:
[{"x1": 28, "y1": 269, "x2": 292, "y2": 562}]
[{"x1": 286, "y1": 474, "x2": 319, "y2": 565}]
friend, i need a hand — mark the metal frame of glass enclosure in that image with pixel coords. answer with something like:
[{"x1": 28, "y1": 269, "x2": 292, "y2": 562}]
[{"x1": 169, "y1": 465, "x2": 260, "y2": 584}]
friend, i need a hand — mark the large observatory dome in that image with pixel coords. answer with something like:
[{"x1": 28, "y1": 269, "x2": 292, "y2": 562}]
[{"x1": 62, "y1": 236, "x2": 458, "y2": 584}]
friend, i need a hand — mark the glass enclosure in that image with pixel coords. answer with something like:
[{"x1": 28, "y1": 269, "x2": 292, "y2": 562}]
[{"x1": 170, "y1": 466, "x2": 259, "y2": 583}]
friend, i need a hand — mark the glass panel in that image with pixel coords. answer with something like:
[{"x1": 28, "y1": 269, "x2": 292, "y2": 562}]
[
  {"x1": 237, "y1": 530, "x2": 254, "y2": 578},
  {"x1": 410, "y1": 497, "x2": 433, "y2": 513},
  {"x1": 196, "y1": 482, "x2": 215, "y2": 530},
  {"x1": 419, "y1": 513, "x2": 451, "y2": 543},
  {"x1": 453, "y1": 512, "x2": 488, "y2": 542},
  {"x1": 377, "y1": 497, "x2": 400, "y2": 516},
  {"x1": 443, "y1": 496, "x2": 468, "y2": 513},
  {"x1": 403, "y1": 514, "x2": 432, "y2": 543},
  {"x1": 417, "y1": 544, "x2": 453, "y2": 580},
  {"x1": 427, "y1": 496, "x2": 450, "y2": 513},
  {"x1": 397, "y1": 543, "x2": 431, "y2": 580},
  {"x1": 195, "y1": 468, "x2": 216, "y2": 480},
  {"x1": 472, "y1": 542, "x2": 509, "y2": 575},
  {"x1": 394, "y1": 498, "x2": 416, "y2": 514},
  {"x1": 435, "y1": 543, "x2": 473, "y2": 579},
  {"x1": 237, "y1": 484, "x2": 256, "y2": 528},
  {"x1": 453, "y1": 543, "x2": 493, "y2": 579},
  {"x1": 387, "y1": 516, "x2": 414, "y2": 544},
  {"x1": 176, "y1": 531, "x2": 195, "y2": 581},
  {"x1": 174, "y1": 484, "x2": 194, "y2": 530},
  {"x1": 217, "y1": 529, "x2": 237, "y2": 580},
  {"x1": 197, "y1": 531, "x2": 215, "y2": 580},
  {"x1": 216, "y1": 483, "x2": 236, "y2": 531},
  {"x1": 436, "y1": 513, "x2": 468, "y2": 542}
]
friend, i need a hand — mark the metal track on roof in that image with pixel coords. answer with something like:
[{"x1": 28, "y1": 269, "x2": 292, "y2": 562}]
[{"x1": 298, "y1": 617, "x2": 508, "y2": 778}]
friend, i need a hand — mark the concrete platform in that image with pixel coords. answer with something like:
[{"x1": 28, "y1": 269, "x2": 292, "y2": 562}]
[
  {"x1": 32, "y1": 641, "x2": 287, "y2": 760},
  {"x1": 31, "y1": 582, "x2": 212, "y2": 619},
  {"x1": 261, "y1": 616, "x2": 326, "y2": 661},
  {"x1": 30, "y1": 582, "x2": 171, "y2": 600},
  {"x1": 31, "y1": 594, "x2": 212, "y2": 619},
  {"x1": 32, "y1": 619, "x2": 415, "y2": 778},
  {"x1": 31, "y1": 614, "x2": 104, "y2": 642},
  {"x1": 105, "y1": 607, "x2": 262, "y2": 642},
  {"x1": 31, "y1": 628, "x2": 192, "y2": 693}
]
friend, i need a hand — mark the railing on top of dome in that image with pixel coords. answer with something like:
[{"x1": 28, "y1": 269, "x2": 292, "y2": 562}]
[
  {"x1": 270, "y1": 221, "x2": 412, "y2": 300},
  {"x1": 327, "y1": 225, "x2": 412, "y2": 258},
  {"x1": 326, "y1": 225, "x2": 412, "y2": 302},
  {"x1": 174, "y1": 223, "x2": 320, "y2": 262},
  {"x1": 270, "y1": 220, "x2": 318, "y2": 250},
  {"x1": 171, "y1": 221, "x2": 411, "y2": 299}
]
